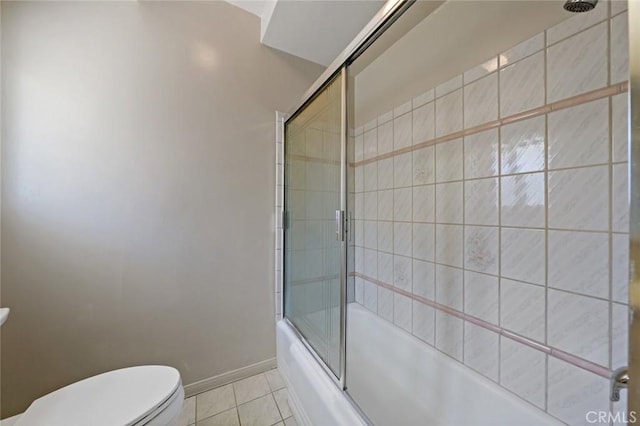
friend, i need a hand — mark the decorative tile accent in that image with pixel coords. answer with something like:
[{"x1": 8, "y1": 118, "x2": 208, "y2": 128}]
[
  {"x1": 500, "y1": 172, "x2": 545, "y2": 228},
  {"x1": 413, "y1": 102, "x2": 435, "y2": 144},
  {"x1": 501, "y1": 228, "x2": 545, "y2": 285},
  {"x1": 548, "y1": 165, "x2": 609, "y2": 231},
  {"x1": 413, "y1": 259, "x2": 435, "y2": 300},
  {"x1": 548, "y1": 230, "x2": 609, "y2": 298},
  {"x1": 435, "y1": 90, "x2": 463, "y2": 138},
  {"x1": 548, "y1": 98, "x2": 609, "y2": 169},
  {"x1": 464, "y1": 73, "x2": 498, "y2": 129},
  {"x1": 547, "y1": 289, "x2": 609, "y2": 366},
  {"x1": 464, "y1": 226, "x2": 499, "y2": 276},
  {"x1": 500, "y1": 337, "x2": 546, "y2": 409},
  {"x1": 465, "y1": 178, "x2": 499, "y2": 226},
  {"x1": 610, "y1": 12, "x2": 629, "y2": 84},
  {"x1": 435, "y1": 137, "x2": 463, "y2": 182},
  {"x1": 464, "y1": 322, "x2": 499, "y2": 381},
  {"x1": 500, "y1": 33, "x2": 544, "y2": 67},
  {"x1": 435, "y1": 181, "x2": 463, "y2": 224},
  {"x1": 547, "y1": 357, "x2": 609, "y2": 425},
  {"x1": 500, "y1": 115, "x2": 546, "y2": 174},
  {"x1": 413, "y1": 146, "x2": 435, "y2": 185},
  {"x1": 464, "y1": 271, "x2": 498, "y2": 324},
  {"x1": 464, "y1": 128, "x2": 499, "y2": 179},
  {"x1": 435, "y1": 264, "x2": 463, "y2": 310},
  {"x1": 435, "y1": 310, "x2": 463, "y2": 361},
  {"x1": 547, "y1": 23, "x2": 608, "y2": 103},
  {"x1": 500, "y1": 278, "x2": 545, "y2": 342},
  {"x1": 500, "y1": 52, "x2": 544, "y2": 117}
]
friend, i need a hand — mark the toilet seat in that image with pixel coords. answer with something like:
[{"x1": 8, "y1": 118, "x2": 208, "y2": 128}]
[{"x1": 16, "y1": 366, "x2": 183, "y2": 426}]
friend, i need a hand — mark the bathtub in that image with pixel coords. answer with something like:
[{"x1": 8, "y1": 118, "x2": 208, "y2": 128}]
[{"x1": 277, "y1": 303, "x2": 562, "y2": 426}]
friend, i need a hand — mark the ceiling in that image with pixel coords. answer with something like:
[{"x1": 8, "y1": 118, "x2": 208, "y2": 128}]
[{"x1": 225, "y1": 0, "x2": 385, "y2": 66}]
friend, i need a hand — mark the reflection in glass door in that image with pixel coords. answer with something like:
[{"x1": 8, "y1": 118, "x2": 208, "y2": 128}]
[{"x1": 284, "y1": 70, "x2": 345, "y2": 378}]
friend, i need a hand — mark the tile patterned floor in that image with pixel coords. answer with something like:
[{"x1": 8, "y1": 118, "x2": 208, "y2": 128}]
[{"x1": 177, "y1": 369, "x2": 297, "y2": 426}]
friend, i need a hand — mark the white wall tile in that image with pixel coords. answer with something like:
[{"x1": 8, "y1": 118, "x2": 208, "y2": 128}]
[
  {"x1": 394, "y1": 152, "x2": 412, "y2": 188},
  {"x1": 435, "y1": 224, "x2": 463, "y2": 267},
  {"x1": 378, "y1": 286, "x2": 394, "y2": 322},
  {"x1": 501, "y1": 228, "x2": 545, "y2": 285},
  {"x1": 378, "y1": 251, "x2": 393, "y2": 284},
  {"x1": 436, "y1": 182, "x2": 463, "y2": 224},
  {"x1": 500, "y1": 33, "x2": 544, "y2": 67},
  {"x1": 612, "y1": 302, "x2": 629, "y2": 369},
  {"x1": 413, "y1": 89, "x2": 435, "y2": 109},
  {"x1": 394, "y1": 293, "x2": 412, "y2": 332},
  {"x1": 547, "y1": 357, "x2": 610, "y2": 425},
  {"x1": 435, "y1": 264, "x2": 463, "y2": 310},
  {"x1": 464, "y1": 57, "x2": 498, "y2": 84},
  {"x1": 363, "y1": 128, "x2": 377, "y2": 160},
  {"x1": 364, "y1": 163, "x2": 378, "y2": 192},
  {"x1": 413, "y1": 222, "x2": 435, "y2": 262},
  {"x1": 355, "y1": 277, "x2": 364, "y2": 305},
  {"x1": 413, "y1": 146, "x2": 435, "y2": 185},
  {"x1": 464, "y1": 73, "x2": 498, "y2": 129},
  {"x1": 435, "y1": 138, "x2": 463, "y2": 183},
  {"x1": 465, "y1": 178, "x2": 499, "y2": 226},
  {"x1": 394, "y1": 101, "x2": 412, "y2": 118},
  {"x1": 363, "y1": 220, "x2": 378, "y2": 250},
  {"x1": 464, "y1": 322, "x2": 499, "y2": 381},
  {"x1": 394, "y1": 113, "x2": 412, "y2": 150},
  {"x1": 378, "y1": 189, "x2": 393, "y2": 221},
  {"x1": 435, "y1": 310, "x2": 463, "y2": 361},
  {"x1": 435, "y1": 75, "x2": 462, "y2": 98},
  {"x1": 377, "y1": 120, "x2": 394, "y2": 155},
  {"x1": 547, "y1": 23, "x2": 608, "y2": 103},
  {"x1": 613, "y1": 163, "x2": 629, "y2": 233},
  {"x1": 355, "y1": 166, "x2": 363, "y2": 193},
  {"x1": 500, "y1": 52, "x2": 545, "y2": 117},
  {"x1": 546, "y1": 2, "x2": 607, "y2": 46},
  {"x1": 548, "y1": 289, "x2": 609, "y2": 365},
  {"x1": 464, "y1": 128, "x2": 499, "y2": 179},
  {"x1": 413, "y1": 301, "x2": 435, "y2": 344},
  {"x1": 464, "y1": 271, "x2": 498, "y2": 324},
  {"x1": 548, "y1": 230, "x2": 609, "y2": 298},
  {"x1": 413, "y1": 259, "x2": 435, "y2": 300},
  {"x1": 464, "y1": 226, "x2": 499, "y2": 276},
  {"x1": 500, "y1": 278, "x2": 545, "y2": 342},
  {"x1": 548, "y1": 165, "x2": 609, "y2": 231},
  {"x1": 435, "y1": 90, "x2": 463, "y2": 138},
  {"x1": 612, "y1": 93, "x2": 629, "y2": 163},
  {"x1": 413, "y1": 102, "x2": 435, "y2": 144},
  {"x1": 377, "y1": 221, "x2": 393, "y2": 253},
  {"x1": 377, "y1": 112, "x2": 392, "y2": 126},
  {"x1": 354, "y1": 133, "x2": 364, "y2": 162},
  {"x1": 611, "y1": 12, "x2": 629, "y2": 84},
  {"x1": 413, "y1": 185, "x2": 435, "y2": 223},
  {"x1": 500, "y1": 337, "x2": 546, "y2": 409},
  {"x1": 394, "y1": 222, "x2": 412, "y2": 257},
  {"x1": 364, "y1": 248, "x2": 378, "y2": 279},
  {"x1": 377, "y1": 158, "x2": 393, "y2": 190},
  {"x1": 548, "y1": 98, "x2": 609, "y2": 169},
  {"x1": 364, "y1": 281, "x2": 377, "y2": 313},
  {"x1": 500, "y1": 115, "x2": 546, "y2": 174},
  {"x1": 611, "y1": 0, "x2": 628, "y2": 15},
  {"x1": 612, "y1": 233, "x2": 630, "y2": 304},
  {"x1": 394, "y1": 187, "x2": 412, "y2": 222},
  {"x1": 394, "y1": 255, "x2": 412, "y2": 292},
  {"x1": 500, "y1": 172, "x2": 546, "y2": 228}
]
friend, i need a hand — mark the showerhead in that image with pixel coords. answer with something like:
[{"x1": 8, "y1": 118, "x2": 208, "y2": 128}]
[{"x1": 563, "y1": 0, "x2": 598, "y2": 13}]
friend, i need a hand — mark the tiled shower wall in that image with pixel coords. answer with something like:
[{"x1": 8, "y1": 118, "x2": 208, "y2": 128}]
[{"x1": 352, "y1": 3, "x2": 630, "y2": 425}]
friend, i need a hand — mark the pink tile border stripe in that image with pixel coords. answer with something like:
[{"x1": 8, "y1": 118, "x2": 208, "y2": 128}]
[
  {"x1": 351, "y1": 81, "x2": 629, "y2": 168},
  {"x1": 351, "y1": 271, "x2": 613, "y2": 379}
]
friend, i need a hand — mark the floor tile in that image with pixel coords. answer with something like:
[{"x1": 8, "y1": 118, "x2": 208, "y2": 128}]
[
  {"x1": 273, "y1": 388, "x2": 292, "y2": 419},
  {"x1": 196, "y1": 384, "x2": 236, "y2": 421},
  {"x1": 177, "y1": 396, "x2": 196, "y2": 426},
  {"x1": 265, "y1": 369, "x2": 286, "y2": 391},
  {"x1": 284, "y1": 417, "x2": 298, "y2": 426},
  {"x1": 233, "y1": 373, "x2": 272, "y2": 405},
  {"x1": 196, "y1": 408, "x2": 239, "y2": 426},
  {"x1": 237, "y1": 394, "x2": 282, "y2": 426}
]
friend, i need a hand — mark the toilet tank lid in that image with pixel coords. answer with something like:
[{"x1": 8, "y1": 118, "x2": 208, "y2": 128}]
[{"x1": 17, "y1": 365, "x2": 181, "y2": 426}]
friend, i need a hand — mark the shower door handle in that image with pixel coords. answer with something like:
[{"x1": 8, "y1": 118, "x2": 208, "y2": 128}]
[{"x1": 335, "y1": 210, "x2": 345, "y2": 241}]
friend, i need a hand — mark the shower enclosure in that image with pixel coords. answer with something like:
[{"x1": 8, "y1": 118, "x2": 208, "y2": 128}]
[{"x1": 280, "y1": 0, "x2": 638, "y2": 424}]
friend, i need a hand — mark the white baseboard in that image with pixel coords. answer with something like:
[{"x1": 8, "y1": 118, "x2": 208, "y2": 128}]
[{"x1": 183, "y1": 358, "x2": 277, "y2": 398}]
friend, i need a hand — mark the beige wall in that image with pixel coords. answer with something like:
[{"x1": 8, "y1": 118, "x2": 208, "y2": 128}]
[{"x1": 0, "y1": 1, "x2": 323, "y2": 417}]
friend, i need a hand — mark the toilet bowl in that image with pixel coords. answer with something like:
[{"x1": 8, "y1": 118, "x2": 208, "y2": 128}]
[{"x1": 15, "y1": 365, "x2": 184, "y2": 426}]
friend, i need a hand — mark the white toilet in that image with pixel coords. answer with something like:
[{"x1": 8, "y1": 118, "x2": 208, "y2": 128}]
[{"x1": 14, "y1": 365, "x2": 184, "y2": 426}]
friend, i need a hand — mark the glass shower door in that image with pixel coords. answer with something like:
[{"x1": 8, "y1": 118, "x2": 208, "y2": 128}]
[{"x1": 284, "y1": 71, "x2": 345, "y2": 378}]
